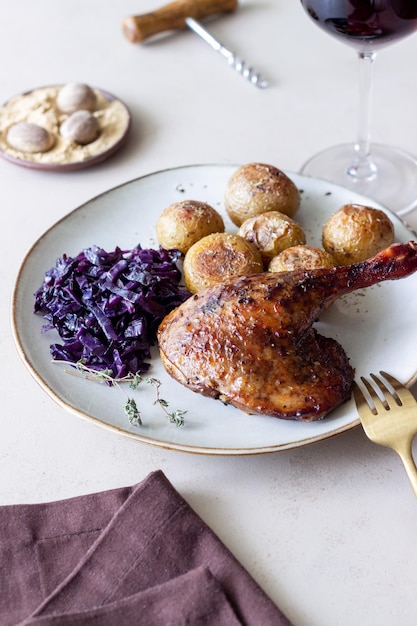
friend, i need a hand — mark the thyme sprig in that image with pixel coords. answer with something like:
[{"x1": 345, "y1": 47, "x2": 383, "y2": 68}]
[{"x1": 53, "y1": 360, "x2": 186, "y2": 427}]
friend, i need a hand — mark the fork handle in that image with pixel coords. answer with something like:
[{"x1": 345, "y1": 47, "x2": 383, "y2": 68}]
[
  {"x1": 397, "y1": 447, "x2": 417, "y2": 499},
  {"x1": 123, "y1": 0, "x2": 238, "y2": 43}
]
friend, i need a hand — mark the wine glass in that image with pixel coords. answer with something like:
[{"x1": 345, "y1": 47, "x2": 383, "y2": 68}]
[{"x1": 299, "y1": 0, "x2": 417, "y2": 215}]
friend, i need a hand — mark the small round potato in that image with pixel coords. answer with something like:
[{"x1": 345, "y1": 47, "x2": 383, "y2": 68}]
[
  {"x1": 322, "y1": 204, "x2": 394, "y2": 265},
  {"x1": 183, "y1": 232, "x2": 263, "y2": 293},
  {"x1": 156, "y1": 200, "x2": 225, "y2": 254},
  {"x1": 268, "y1": 245, "x2": 336, "y2": 273},
  {"x1": 238, "y1": 210, "x2": 306, "y2": 263},
  {"x1": 224, "y1": 163, "x2": 301, "y2": 227}
]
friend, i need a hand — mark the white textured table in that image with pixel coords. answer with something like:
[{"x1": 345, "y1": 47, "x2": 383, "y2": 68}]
[{"x1": 1, "y1": 2, "x2": 417, "y2": 625}]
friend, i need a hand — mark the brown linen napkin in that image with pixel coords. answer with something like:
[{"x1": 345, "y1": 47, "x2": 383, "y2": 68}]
[
  {"x1": 0, "y1": 470, "x2": 292, "y2": 625},
  {"x1": 23, "y1": 567, "x2": 243, "y2": 626}
]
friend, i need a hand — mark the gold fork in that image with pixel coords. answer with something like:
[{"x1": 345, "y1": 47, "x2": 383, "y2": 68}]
[{"x1": 353, "y1": 371, "x2": 417, "y2": 498}]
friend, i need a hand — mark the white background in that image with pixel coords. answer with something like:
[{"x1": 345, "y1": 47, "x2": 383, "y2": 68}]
[{"x1": 1, "y1": 2, "x2": 417, "y2": 625}]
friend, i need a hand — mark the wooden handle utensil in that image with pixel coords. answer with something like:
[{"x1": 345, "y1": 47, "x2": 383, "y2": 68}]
[{"x1": 123, "y1": 0, "x2": 238, "y2": 43}]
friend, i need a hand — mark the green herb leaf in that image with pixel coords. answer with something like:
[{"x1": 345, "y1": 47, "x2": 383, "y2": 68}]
[
  {"x1": 124, "y1": 398, "x2": 142, "y2": 426},
  {"x1": 53, "y1": 360, "x2": 186, "y2": 428}
]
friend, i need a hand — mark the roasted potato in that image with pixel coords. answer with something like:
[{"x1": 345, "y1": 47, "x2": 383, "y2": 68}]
[
  {"x1": 156, "y1": 200, "x2": 225, "y2": 254},
  {"x1": 224, "y1": 163, "x2": 301, "y2": 227},
  {"x1": 268, "y1": 245, "x2": 336, "y2": 273},
  {"x1": 238, "y1": 210, "x2": 306, "y2": 263},
  {"x1": 183, "y1": 232, "x2": 263, "y2": 293},
  {"x1": 322, "y1": 204, "x2": 394, "y2": 265}
]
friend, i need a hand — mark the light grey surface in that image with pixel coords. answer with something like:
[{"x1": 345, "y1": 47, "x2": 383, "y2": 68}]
[{"x1": 1, "y1": 2, "x2": 417, "y2": 625}]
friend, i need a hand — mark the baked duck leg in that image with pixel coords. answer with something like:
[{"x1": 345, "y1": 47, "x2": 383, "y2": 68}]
[{"x1": 158, "y1": 242, "x2": 417, "y2": 421}]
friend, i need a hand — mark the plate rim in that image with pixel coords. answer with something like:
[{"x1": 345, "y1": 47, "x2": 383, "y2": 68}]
[{"x1": 10, "y1": 163, "x2": 417, "y2": 455}]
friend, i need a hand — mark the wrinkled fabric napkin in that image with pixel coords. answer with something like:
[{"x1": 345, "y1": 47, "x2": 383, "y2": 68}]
[{"x1": 0, "y1": 470, "x2": 292, "y2": 625}]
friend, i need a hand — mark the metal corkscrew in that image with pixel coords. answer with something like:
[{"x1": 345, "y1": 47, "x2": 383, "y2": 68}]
[
  {"x1": 123, "y1": 0, "x2": 268, "y2": 89},
  {"x1": 184, "y1": 17, "x2": 268, "y2": 89}
]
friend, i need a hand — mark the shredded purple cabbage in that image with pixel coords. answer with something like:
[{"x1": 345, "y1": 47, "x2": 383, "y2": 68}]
[{"x1": 34, "y1": 245, "x2": 191, "y2": 378}]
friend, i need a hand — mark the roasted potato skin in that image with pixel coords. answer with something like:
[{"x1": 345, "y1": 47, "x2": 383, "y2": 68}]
[
  {"x1": 183, "y1": 232, "x2": 263, "y2": 293},
  {"x1": 268, "y1": 245, "x2": 335, "y2": 272},
  {"x1": 238, "y1": 210, "x2": 306, "y2": 263},
  {"x1": 224, "y1": 163, "x2": 301, "y2": 227},
  {"x1": 156, "y1": 200, "x2": 225, "y2": 254},
  {"x1": 322, "y1": 204, "x2": 394, "y2": 265}
]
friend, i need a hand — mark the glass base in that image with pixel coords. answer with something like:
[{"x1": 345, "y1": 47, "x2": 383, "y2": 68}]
[{"x1": 300, "y1": 143, "x2": 417, "y2": 216}]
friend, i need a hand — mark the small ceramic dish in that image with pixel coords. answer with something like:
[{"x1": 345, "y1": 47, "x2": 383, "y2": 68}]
[{"x1": 0, "y1": 85, "x2": 131, "y2": 171}]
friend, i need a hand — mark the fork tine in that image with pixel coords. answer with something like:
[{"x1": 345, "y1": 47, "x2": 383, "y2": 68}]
[
  {"x1": 379, "y1": 370, "x2": 415, "y2": 405},
  {"x1": 359, "y1": 375, "x2": 390, "y2": 412},
  {"x1": 353, "y1": 381, "x2": 376, "y2": 416},
  {"x1": 369, "y1": 373, "x2": 401, "y2": 410}
]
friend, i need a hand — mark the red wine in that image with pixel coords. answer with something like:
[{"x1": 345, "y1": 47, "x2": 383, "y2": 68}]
[{"x1": 301, "y1": 1, "x2": 417, "y2": 51}]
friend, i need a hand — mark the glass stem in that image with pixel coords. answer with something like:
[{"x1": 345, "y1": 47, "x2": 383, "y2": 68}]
[{"x1": 348, "y1": 50, "x2": 378, "y2": 181}]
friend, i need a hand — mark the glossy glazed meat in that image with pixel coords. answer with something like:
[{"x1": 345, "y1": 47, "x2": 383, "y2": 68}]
[{"x1": 158, "y1": 242, "x2": 417, "y2": 421}]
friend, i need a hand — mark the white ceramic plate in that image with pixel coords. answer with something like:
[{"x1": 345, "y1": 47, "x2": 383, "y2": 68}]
[{"x1": 11, "y1": 164, "x2": 417, "y2": 455}]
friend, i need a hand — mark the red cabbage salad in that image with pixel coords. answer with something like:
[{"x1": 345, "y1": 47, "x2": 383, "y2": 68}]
[{"x1": 34, "y1": 245, "x2": 191, "y2": 379}]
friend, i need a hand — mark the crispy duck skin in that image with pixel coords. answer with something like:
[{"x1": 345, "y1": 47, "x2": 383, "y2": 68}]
[{"x1": 158, "y1": 242, "x2": 417, "y2": 421}]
